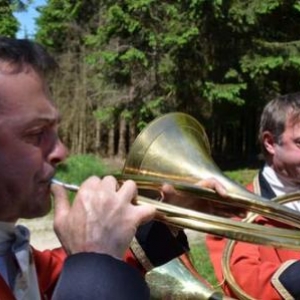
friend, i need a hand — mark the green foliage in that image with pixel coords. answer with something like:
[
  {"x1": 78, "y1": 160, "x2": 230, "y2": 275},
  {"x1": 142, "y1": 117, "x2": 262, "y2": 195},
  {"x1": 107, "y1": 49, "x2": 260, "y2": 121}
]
[
  {"x1": 163, "y1": 26, "x2": 199, "y2": 48},
  {"x1": 41, "y1": 0, "x2": 300, "y2": 111},
  {"x1": 0, "y1": 15, "x2": 18, "y2": 37},
  {"x1": 0, "y1": 1, "x2": 19, "y2": 37},
  {"x1": 36, "y1": 0, "x2": 99, "y2": 50},
  {"x1": 241, "y1": 54, "x2": 284, "y2": 78},
  {"x1": 120, "y1": 48, "x2": 148, "y2": 67},
  {"x1": 35, "y1": 1, "x2": 74, "y2": 49},
  {"x1": 93, "y1": 106, "x2": 116, "y2": 126},
  {"x1": 120, "y1": 109, "x2": 134, "y2": 121},
  {"x1": 204, "y1": 82, "x2": 247, "y2": 105},
  {"x1": 55, "y1": 154, "x2": 108, "y2": 186},
  {"x1": 225, "y1": 169, "x2": 258, "y2": 186},
  {"x1": 288, "y1": 56, "x2": 300, "y2": 70},
  {"x1": 138, "y1": 97, "x2": 164, "y2": 129},
  {"x1": 294, "y1": 1, "x2": 300, "y2": 11},
  {"x1": 228, "y1": 0, "x2": 281, "y2": 30},
  {"x1": 36, "y1": 0, "x2": 300, "y2": 158}
]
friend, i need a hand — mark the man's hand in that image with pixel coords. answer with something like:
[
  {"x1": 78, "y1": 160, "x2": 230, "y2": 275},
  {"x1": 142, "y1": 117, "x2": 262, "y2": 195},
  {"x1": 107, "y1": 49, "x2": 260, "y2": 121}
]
[
  {"x1": 161, "y1": 178, "x2": 246, "y2": 218},
  {"x1": 51, "y1": 176, "x2": 156, "y2": 259}
]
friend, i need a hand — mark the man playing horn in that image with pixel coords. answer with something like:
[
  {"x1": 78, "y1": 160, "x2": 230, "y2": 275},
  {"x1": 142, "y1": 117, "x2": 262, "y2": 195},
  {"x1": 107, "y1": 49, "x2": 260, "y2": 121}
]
[
  {"x1": 0, "y1": 36, "x2": 240, "y2": 300},
  {"x1": 0, "y1": 36, "x2": 196, "y2": 299},
  {"x1": 206, "y1": 92, "x2": 300, "y2": 299}
]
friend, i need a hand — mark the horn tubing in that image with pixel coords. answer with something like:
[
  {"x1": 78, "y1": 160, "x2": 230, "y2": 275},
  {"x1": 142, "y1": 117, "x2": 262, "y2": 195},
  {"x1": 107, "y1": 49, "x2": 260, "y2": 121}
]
[
  {"x1": 116, "y1": 174, "x2": 300, "y2": 230},
  {"x1": 51, "y1": 179, "x2": 300, "y2": 250}
]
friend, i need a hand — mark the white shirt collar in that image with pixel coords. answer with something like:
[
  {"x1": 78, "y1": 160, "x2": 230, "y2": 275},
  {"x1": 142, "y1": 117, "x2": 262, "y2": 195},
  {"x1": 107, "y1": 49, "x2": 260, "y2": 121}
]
[
  {"x1": 262, "y1": 164, "x2": 300, "y2": 211},
  {"x1": 262, "y1": 164, "x2": 300, "y2": 196}
]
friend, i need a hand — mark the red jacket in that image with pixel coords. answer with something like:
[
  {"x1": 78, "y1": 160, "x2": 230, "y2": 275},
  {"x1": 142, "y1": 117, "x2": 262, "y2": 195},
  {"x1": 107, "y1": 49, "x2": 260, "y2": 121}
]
[
  {"x1": 0, "y1": 246, "x2": 149, "y2": 300},
  {"x1": 0, "y1": 220, "x2": 188, "y2": 299},
  {"x1": 0, "y1": 247, "x2": 143, "y2": 300},
  {"x1": 206, "y1": 172, "x2": 300, "y2": 299}
]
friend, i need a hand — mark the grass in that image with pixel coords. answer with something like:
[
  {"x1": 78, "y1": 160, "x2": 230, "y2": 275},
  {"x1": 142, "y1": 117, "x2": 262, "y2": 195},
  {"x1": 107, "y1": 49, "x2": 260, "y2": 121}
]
[
  {"x1": 55, "y1": 154, "x2": 108, "y2": 184},
  {"x1": 55, "y1": 154, "x2": 258, "y2": 290},
  {"x1": 224, "y1": 168, "x2": 258, "y2": 186},
  {"x1": 54, "y1": 154, "x2": 109, "y2": 201}
]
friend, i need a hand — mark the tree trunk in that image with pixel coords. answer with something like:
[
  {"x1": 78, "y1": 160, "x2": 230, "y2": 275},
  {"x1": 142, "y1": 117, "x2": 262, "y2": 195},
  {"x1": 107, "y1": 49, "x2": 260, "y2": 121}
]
[
  {"x1": 118, "y1": 117, "x2": 127, "y2": 159},
  {"x1": 128, "y1": 119, "x2": 137, "y2": 152},
  {"x1": 108, "y1": 126, "x2": 115, "y2": 157}
]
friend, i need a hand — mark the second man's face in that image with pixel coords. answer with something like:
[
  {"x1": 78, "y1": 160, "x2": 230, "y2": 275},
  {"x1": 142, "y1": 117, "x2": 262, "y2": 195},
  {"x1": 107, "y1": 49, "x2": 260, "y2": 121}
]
[{"x1": 272, "y1": 117, "x2": 300, "y2": 183}]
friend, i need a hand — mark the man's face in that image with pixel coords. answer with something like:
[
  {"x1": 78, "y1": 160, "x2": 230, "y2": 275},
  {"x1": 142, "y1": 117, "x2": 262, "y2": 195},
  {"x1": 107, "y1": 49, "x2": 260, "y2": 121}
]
[
  {"x1": 0, "y1": 65, "x2": 67, "y2": 222},
  {"x1": 267, "y1": 116, "x2": 300, "y2": 183}
]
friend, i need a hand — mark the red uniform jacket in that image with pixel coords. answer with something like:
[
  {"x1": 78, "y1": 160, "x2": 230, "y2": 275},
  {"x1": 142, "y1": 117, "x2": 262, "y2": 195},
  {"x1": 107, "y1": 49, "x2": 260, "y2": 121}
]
[
  {"x1": 206, "y1": 171, "x2": 300, "y2": 299},
  {"x1": 0, "y1": 247, "x2": 143, "y2": 300},
  {"x1": 0, "y1": 221, "x2": 188, "y2": 299}
]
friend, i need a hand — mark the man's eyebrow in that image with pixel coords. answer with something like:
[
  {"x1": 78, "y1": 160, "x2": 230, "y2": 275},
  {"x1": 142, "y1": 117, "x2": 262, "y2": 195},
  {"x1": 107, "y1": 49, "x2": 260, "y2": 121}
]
[{"x1": 23, "y1": 114, "x2": 62, "y2": 127}]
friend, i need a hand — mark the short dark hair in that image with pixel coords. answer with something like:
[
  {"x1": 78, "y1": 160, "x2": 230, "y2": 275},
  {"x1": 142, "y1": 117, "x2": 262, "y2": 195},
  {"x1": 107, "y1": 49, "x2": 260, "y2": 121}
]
[
  {"x1": 0, "y1": 36, "x2": 57, "y2": 75},
  {"x1": 259, "y1": 92, "x2": 300, "y2": 157}
]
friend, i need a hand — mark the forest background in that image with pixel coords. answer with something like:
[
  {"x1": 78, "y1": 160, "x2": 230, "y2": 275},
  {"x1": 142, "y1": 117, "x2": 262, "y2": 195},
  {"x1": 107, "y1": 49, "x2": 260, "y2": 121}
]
[{"x1": 2, "y1": 0, "x2": 300, "y2": 169}]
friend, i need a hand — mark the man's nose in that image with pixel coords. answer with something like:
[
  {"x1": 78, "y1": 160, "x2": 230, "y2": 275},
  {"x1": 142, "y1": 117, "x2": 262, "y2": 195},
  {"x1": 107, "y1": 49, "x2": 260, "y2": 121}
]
[{"x1": 48, "y1": 139, "x2": 69, "y2": 166}]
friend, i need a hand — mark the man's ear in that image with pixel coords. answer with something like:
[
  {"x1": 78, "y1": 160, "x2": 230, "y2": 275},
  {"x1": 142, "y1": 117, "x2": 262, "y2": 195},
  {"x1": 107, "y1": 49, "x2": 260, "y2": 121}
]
[{"x1": 263, "y1": 131, "x2": 276, "y2": 155}]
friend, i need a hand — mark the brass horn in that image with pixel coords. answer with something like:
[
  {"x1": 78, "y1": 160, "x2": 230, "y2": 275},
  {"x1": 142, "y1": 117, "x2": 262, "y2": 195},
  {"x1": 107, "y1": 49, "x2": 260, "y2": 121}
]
[
  {"x1": 53, "y1": 112, "x2": 300, "y2": 299},
  {"x1": 119, "y1": 112, "x2": 300, "y2": 299},
  {"x1": 53, "y1": 112, "x2": 300, "y2": 248},
  {"x1": 146, "y1": 255, "x2": 234, "y2": 300},
  {"x1": 120, "y1": 112, "x2": 300, "y2": 247}
]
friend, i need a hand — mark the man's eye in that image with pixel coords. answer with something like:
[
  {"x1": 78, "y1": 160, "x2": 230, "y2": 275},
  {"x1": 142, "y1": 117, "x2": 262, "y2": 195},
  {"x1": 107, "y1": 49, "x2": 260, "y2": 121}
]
[{"x1": 25, "y1": 131, "x2": 44, "y2": 144}]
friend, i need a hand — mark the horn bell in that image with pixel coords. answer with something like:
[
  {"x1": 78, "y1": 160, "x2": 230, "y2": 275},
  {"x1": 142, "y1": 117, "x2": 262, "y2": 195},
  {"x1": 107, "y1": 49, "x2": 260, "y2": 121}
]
[
  {"x1": 122, "y1": 112, "x2": 300, "y2": 228},
  {"x1": 123, "y1": 112, "x2": 263, "y2": 203}
]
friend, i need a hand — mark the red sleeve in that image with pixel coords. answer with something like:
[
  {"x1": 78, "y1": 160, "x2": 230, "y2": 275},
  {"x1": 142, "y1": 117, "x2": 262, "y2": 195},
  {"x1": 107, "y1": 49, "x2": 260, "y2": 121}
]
[
  {"x1": 229, "y1": 241, "x2": 284, "y2": 299},
  {"x1": 33, "y1": 246, "x2": 146, "y2": 300},
  {"x1": 206, "y1": 216, "x2": 300, "y2": 299},
  {"x1": 32, "y1": 247, "x2": 67, "y2": 299},
  {"x1": 245, "y1": 182, "x2": 254, "y2": 193},
  {"x1": 123, "y1": 248, "x2": 146, "y2": 275},
  {"x1": 228, "y1": 237, "x2": 300, "y2": 299}
]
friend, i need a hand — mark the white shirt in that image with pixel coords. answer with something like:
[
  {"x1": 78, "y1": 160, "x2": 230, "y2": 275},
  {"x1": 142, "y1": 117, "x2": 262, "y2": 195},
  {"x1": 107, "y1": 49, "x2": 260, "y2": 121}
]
[{"x1": 262, "y1": 164, "x2": 300, "y2": 211}]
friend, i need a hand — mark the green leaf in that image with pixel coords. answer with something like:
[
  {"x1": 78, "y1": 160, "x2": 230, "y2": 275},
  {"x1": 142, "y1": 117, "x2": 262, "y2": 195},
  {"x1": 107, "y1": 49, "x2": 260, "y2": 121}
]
[{"x1": 203, "y1": 82, "x2": 247, "y2": 105}]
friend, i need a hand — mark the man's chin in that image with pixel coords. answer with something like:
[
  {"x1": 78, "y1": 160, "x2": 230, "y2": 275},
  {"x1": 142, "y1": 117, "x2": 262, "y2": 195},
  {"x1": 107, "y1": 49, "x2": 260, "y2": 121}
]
[
  {"x1": 22, "y1": 207, "x2": 51, "y2": 219},
  {"x1": 23, "y1": 197, "x2": 52, "y2": 219}
]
